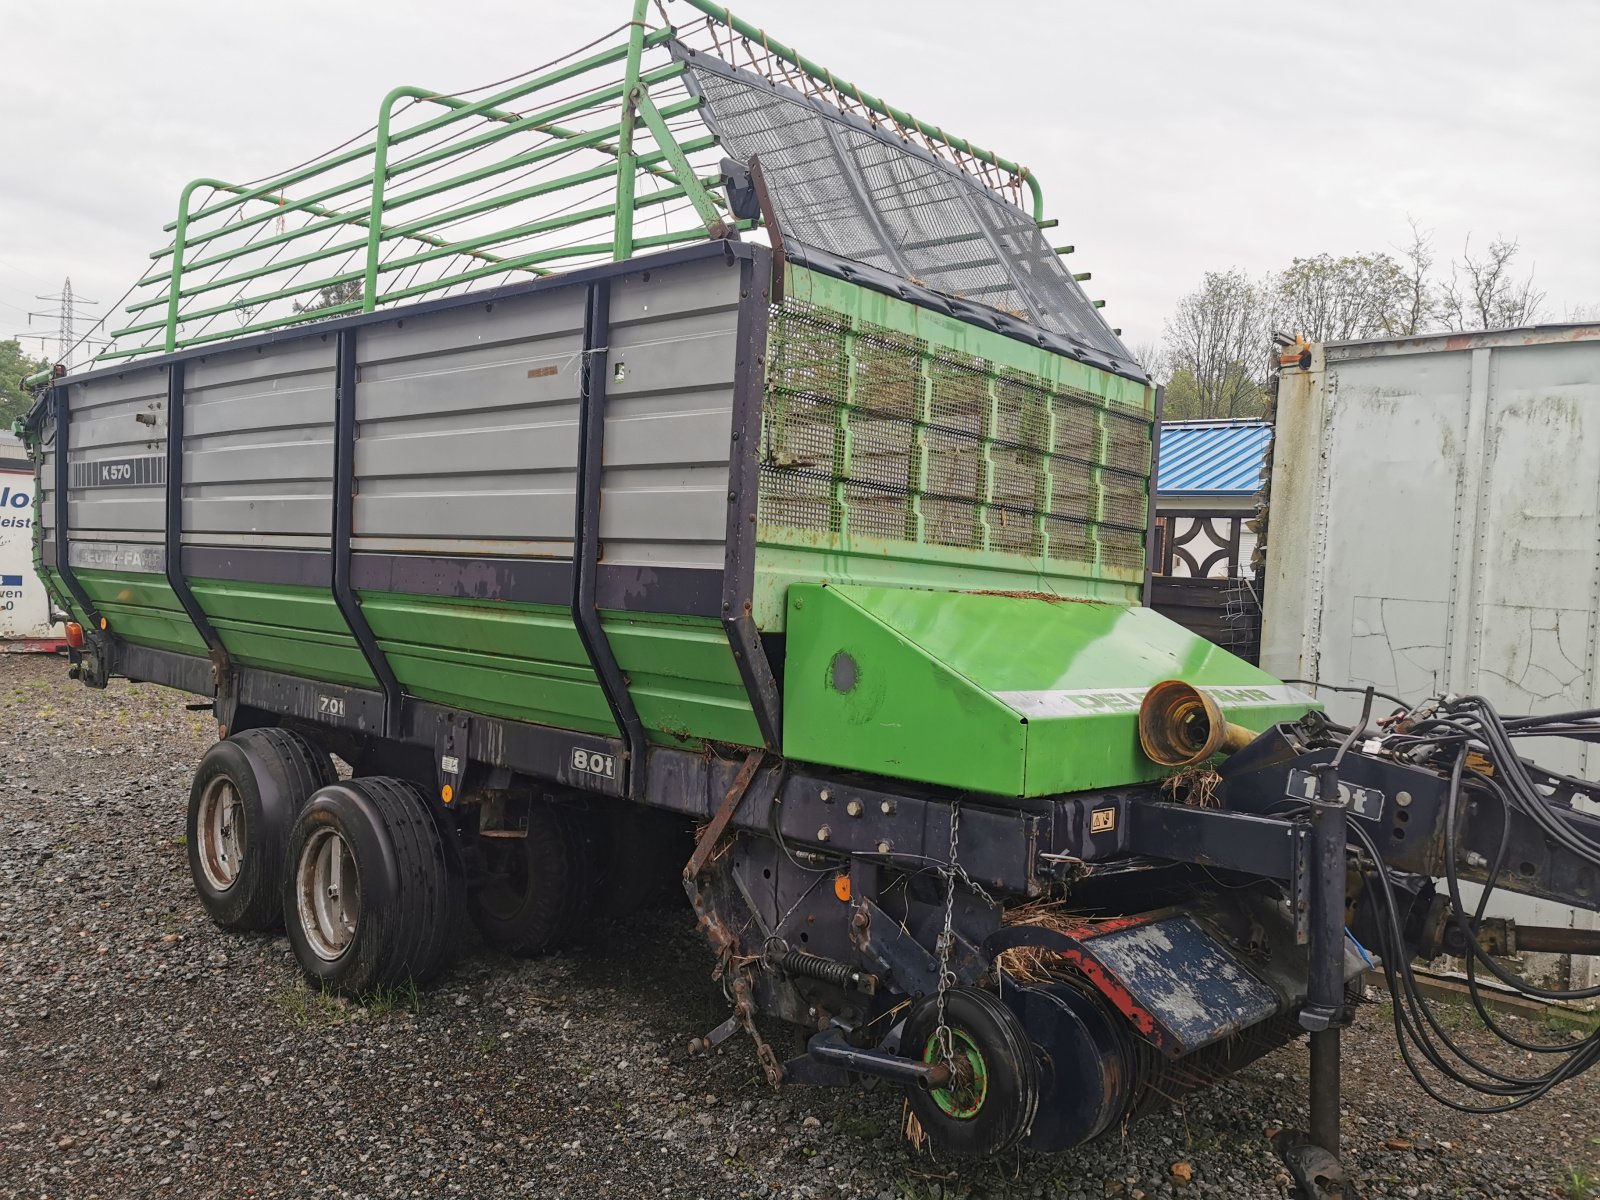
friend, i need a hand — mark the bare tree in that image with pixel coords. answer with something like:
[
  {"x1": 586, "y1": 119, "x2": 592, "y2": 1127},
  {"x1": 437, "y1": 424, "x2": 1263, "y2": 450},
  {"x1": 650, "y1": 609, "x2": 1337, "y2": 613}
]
[
  {"x1": 1393, "y1": 217, "x2": 1436, "y2": 336},
  {"x1": 1161, "y1": 269, "x2": 1270, "y2": 420},
  {"x1": 1440, "y1": 236, "x2": 1546, "y2": 331},
  {"x1": 1127, "y1": 339, "x2": 1165, "y2": 382}
]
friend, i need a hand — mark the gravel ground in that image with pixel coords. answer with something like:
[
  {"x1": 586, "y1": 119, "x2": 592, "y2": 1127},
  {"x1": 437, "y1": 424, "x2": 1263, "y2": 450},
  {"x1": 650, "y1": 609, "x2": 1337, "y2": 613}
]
[{"x1": 2, "y1": 653, "x2": 1598, "y2": 1200}]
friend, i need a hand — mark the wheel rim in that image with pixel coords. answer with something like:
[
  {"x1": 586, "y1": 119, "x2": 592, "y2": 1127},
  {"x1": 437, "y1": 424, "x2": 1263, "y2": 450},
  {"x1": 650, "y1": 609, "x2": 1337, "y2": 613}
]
[
  {"x1": 196, "y1": 776, "x2": 246, "y2": 892},
  {"x1": 296, "y1": 828, "x2": 361, "y2": 960},
  {"x1": 923, "y1": 1028, "x2": 990, "y2": 1120},
  {"x1": 476, "y1": 838, "x2": 530, "y2": 922}
]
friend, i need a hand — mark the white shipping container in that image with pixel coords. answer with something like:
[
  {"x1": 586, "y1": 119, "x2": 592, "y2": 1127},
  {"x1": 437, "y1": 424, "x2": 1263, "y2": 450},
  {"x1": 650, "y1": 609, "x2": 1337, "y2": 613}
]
[
  {"x1": 1261, "y1": 323, "x2": 1600, "y2": 983},
  {"x1": 0, "y1": 431, "x2": 59, "y2": 642}
]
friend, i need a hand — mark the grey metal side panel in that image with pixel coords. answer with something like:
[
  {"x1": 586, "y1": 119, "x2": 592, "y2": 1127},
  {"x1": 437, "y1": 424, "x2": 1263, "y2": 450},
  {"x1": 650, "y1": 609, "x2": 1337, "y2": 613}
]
[
  {"x1": 63, "y1": 367, "x2": 169, "y2": 542},
  {"x1": 182, "y1": 340, "x2": 337, "y2": 547},
  {"x1": 351, "y1": 255, "x2": 741, "y2": 569},
  {"x1": 600, "y1": 256, "x2": 741, "y2": 569},
  {"x1": 353, "y1": 290, "x2": 586, "y2": 553}
]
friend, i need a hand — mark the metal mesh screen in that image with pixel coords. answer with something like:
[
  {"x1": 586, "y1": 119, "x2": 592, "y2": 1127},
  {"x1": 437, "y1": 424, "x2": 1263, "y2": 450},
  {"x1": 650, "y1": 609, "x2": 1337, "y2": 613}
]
[
  {"x1": 680, "y1": 53, "x2": 1133, "y2": 365},
  {"x1": 761, "y1": 298, "x2": 1150, "y2": 575}
]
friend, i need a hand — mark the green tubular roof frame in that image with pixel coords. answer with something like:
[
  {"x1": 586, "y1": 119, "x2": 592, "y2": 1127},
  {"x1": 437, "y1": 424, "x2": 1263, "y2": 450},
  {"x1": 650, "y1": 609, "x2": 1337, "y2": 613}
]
[{"x1": 88, "y1": 0, "x2": 1053, "y2": 366}]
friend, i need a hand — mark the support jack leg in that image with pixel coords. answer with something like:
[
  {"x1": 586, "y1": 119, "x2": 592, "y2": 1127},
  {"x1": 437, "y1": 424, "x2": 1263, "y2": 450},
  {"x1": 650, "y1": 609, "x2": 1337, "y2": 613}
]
[{"x1": 1273, "y1": 1028, "x2": 1355, "y2": 1199}]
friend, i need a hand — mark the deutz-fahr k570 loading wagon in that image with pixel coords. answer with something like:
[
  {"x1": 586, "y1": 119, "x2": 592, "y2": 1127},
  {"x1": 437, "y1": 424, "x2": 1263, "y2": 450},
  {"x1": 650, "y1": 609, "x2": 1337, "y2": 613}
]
[{"x1": 21, "y1": 3, "x2": 1600, "y2": 1190}]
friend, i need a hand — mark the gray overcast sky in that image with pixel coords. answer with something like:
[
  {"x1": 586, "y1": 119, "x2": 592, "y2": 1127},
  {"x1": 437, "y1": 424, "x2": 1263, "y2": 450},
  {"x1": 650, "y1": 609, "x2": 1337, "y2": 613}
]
[{"x1": 2, "y1": 0, "x2": 1596, "y2": 362}]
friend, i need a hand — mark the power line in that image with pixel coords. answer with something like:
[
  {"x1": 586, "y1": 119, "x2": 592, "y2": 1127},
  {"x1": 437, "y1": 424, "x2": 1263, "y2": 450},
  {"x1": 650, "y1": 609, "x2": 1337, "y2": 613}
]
[
  {"x1": 14, "y1": 278, "x2": 101, "y2": 370},
  {"x1": 0, "y1": 257, "x2": 52, "y2": 289}
]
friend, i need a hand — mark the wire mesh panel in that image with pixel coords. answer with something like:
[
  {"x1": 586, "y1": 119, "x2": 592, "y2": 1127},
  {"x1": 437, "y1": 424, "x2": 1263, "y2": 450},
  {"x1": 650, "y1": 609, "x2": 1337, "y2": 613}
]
[
  {"x1": 680, "y1": 52, "x2": 1135, "y2": 367},
  {"x1": 761, "y1": 297, "x2": 1149, "y2": 578}
]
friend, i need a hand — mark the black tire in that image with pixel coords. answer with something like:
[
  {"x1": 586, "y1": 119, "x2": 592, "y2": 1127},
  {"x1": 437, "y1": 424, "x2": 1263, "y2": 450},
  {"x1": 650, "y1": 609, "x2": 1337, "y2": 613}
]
[
  {"x1": 282, "y1": 777, "x2": 466, "y2": 994},
  {"x1": 902, "y1": 987, "x2": 1040, "y2": 1158},
  {"x1": 594, "y1": 806, "x2": 692, "y2": 918},
  {"x1": 468, "y1": 802, "x2": 600, "y2": 954},
  {"x1": 186, "y1": 728, "x2": 335, "y2": 931}
]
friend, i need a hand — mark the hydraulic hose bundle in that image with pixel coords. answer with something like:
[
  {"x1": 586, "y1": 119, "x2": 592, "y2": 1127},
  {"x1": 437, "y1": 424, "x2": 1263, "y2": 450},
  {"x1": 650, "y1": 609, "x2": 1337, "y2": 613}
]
[{"x1": 1346, "y1": 693, "x2": 1600, "y2": 1111}]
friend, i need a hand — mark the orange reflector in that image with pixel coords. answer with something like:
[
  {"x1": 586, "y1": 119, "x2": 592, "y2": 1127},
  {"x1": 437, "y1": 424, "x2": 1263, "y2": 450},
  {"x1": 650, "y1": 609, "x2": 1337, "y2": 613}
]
[
  {"x1": 65, "y1": 622, "x2": 84, "y2": 649},
  {"x1": 833, "y1": 874, "x2": 852, "y2": 903},
  {"x1": 441, "y1": 784, "x2": 455, "y2": 805},
  {"x1": 98, "y1": 617, "x2": 109, "y2": 631}
]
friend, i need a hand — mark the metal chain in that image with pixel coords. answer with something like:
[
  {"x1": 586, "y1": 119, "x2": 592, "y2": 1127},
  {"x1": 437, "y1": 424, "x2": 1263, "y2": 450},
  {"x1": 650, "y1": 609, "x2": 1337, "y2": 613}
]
[{"x1": 933, "y1": 799, "x2": 962, "y2": 1068}]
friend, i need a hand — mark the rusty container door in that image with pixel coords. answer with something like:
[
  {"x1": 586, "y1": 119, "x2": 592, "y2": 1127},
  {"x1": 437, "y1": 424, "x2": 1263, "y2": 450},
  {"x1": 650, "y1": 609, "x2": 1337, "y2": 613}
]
[{"x1": 1261, "y1": 324, "x2": 1600, "y2": 983}]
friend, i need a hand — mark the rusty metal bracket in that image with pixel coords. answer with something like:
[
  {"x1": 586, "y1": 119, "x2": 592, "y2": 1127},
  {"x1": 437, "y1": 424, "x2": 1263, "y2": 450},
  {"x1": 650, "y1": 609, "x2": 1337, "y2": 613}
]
[
  {"x1": 684, "y1": 748, "x2": 767, "y2": 881},
  {"x1": 746, "y1": 156, "x2": 785, "y2": 305},
  {"x1": 685, "y1": 877, "x2": 788, "y2": 1087},
  {"x1": 682, "y1": 748, "x2": 786, "y2": 1087}
]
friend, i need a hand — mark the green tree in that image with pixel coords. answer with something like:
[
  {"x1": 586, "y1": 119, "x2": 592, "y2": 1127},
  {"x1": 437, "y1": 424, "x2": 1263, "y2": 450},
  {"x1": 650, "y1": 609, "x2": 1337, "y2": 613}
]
[
  {"x1": 1161, "y1": 270, "x2": 1270, "y2": 420},
  {"x1": 1268, "y1": 252, "x2": 1411, "y2": 342},
  {"x1": 0, "y1": 338, "x2": 52, "y2": 427},
  {"x1": 292, "y1": 280, "x2": 363, "y2": 316}
]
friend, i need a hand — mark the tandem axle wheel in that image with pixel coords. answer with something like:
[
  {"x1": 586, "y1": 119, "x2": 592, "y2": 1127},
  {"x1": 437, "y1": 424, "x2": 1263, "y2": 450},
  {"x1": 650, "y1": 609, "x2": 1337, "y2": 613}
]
[
  {"x1": 185, "y1": 729, "x2": 335, "y2": 931},
  {"x1": 281, "y1": 778, "x2": 465, "y2": 995}
]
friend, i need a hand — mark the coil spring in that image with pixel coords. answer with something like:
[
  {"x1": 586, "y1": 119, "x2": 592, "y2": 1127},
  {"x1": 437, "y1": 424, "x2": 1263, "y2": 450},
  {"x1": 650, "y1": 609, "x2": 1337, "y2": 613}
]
[{"x1": 770, "y1": 947, "x2": 865, "y2": 990}]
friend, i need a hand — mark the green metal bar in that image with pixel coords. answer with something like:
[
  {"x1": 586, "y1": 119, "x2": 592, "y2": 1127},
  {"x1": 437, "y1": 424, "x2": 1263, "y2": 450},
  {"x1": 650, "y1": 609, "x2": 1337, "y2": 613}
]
[
  {"x1": 365, "y1": 86, "x2": 423, "y2": 310},
  {"x1": 679, "y1": 0, "x2": 1046, "y2": 221},
  {"x1": 359, "y1": 79, "x2": 568, "y2": 310},
  {"x1": 151, "y1": 46, "x2": 679, "y2": 270},
  {"x1": 141, "y1": 66, "x2": 662, "y2": 276},
  {"x1": 21, "y1": 369, "x2": 52, "y2": 388},
  {"x1": 164, "y1": 177, "x2": 231, "y2": 351},
  {"x1": 387, "y1": 134, "x2": 710, "y2": 242},
  {"x1": 379, "y1": 221, "x2": 745, "y2": 306},
  {"x1": 632, "y1": 87, "x2": 721, "y2": 233},
  {"x1": 979, "y1": 375, "x2": 1000, "y2": 552},
  {"x1": 128, "y1": 188, "x2": 518, "y2": 314},
  {"x1": 835, "y1": 320, "x2": 855, "y2": 535},
  {"x1": 362, "y1": 76, "x2": 646, "y2": 311},
  {"x1": 163, "y1": 31, "x2": 673, "y2": 236},
  {"x1": 98, "y1": 222, "x2": 754, "y2": 364},
  {"x1": 114, "y1": 137, "x2": 717, "y2": 339},
  {"x1": 380, "y1": 95, "x2": 701, "y2": 219},
  {"x1": 399, "y1": 65, "x2": 699, "y2": 201},
  {"x1": 613, "y1": 0, "x2": 652, "y2": 260},
  {"x1": 144, "y1": 62, "x2": 696, "y2": 285},
  {"x1": 119, "y1": 5, "x2": 785, "y2": 358},
  {"x1": 1039, "y1": 388, "x2": 1058, "y2": 562},
  {"x1": 367, "y1": 64, "x2": 696, "y2": 213},
  {"x1": 910, "y1": 350, "x2": 932, "y2": 544},
  {"x1": 365, "y1": 183, "x2": 689, "y2": 282},
  {"x1": 107, "y1": 218, "x2": 754, "y2": 361}
]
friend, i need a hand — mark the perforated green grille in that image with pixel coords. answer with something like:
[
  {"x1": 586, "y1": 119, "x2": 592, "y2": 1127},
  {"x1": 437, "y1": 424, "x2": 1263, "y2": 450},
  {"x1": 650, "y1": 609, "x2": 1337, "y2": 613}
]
[{"x1": 760, "y1": 298, "x2": 1151, "y2": 575}]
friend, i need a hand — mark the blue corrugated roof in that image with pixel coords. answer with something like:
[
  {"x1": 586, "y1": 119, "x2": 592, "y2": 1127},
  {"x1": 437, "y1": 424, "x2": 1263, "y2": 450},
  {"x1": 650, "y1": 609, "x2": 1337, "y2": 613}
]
[{"x1": 1156, "y1": 419, "x2": 1272, "y2": 496}]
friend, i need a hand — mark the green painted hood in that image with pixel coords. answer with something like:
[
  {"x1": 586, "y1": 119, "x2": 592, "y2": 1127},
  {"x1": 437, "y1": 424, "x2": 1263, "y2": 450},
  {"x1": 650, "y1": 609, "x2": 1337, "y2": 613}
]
[{"x1": 782, "y1": 584, "x2": 1316, "y2": 798}]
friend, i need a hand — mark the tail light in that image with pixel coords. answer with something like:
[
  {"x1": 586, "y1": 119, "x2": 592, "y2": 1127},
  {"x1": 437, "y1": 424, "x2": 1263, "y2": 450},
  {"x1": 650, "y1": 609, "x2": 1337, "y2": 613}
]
[{"x1": 65, "y1": 622, "x2": 85, "y2": 649}]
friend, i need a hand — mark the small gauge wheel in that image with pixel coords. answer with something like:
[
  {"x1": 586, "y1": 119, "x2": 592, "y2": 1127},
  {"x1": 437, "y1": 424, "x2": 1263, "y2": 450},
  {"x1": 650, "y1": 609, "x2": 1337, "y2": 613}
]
[{"x1": 902, "y1": 986, "x2": 1039, "y2": 1157}]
